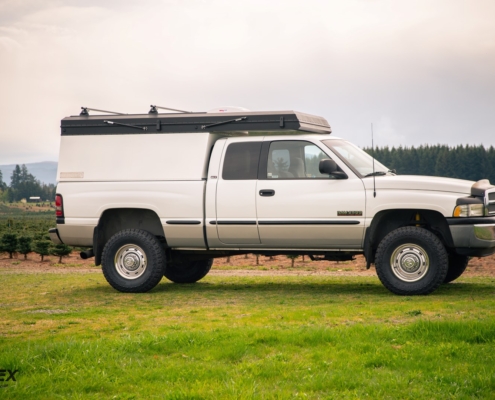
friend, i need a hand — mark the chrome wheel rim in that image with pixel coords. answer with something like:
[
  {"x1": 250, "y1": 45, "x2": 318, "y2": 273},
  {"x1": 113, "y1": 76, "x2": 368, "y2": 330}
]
[
  {"x1": 114, "y1": 244, "x2": 147, "y2": 280},
  {"x1": 390, "y1": 243, "x2": 429, "y2": 282}
]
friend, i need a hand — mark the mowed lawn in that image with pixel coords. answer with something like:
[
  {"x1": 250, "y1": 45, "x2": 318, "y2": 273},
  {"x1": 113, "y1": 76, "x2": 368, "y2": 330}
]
[{"x1": 1, "y1": 271, "x2": 495, "y2": 399}]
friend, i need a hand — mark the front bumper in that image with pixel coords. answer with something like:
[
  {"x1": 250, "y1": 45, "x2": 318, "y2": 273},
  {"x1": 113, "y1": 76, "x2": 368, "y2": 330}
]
[{"x1": 447, "y1": 217, "x2": 495, "y2": 257}]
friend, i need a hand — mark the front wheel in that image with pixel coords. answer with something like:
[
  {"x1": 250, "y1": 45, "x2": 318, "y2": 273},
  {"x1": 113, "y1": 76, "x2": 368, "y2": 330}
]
[
  {"x1": 443, "y1": 254, "x2": 470, "y2": 284},
  {"x1": 101, "y1": 229, "x2": 165, "y2": 293},
  {"x1": 164, "y1": 259, "x2": 213, "y2": 283},
  {"x1": 375, "y1": 226, "x2": 448, "y2": 295}
]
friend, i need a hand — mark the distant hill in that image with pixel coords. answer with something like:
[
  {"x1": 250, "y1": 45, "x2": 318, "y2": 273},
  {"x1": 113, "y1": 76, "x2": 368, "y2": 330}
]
[{"x1": 0, "y1": 162, "x2": 58, "y2": 186}]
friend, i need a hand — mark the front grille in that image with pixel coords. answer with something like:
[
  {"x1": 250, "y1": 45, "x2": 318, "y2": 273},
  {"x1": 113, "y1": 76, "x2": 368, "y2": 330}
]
[{"x1": 488, "y1": 190, "x2": 495, "y2": 215}]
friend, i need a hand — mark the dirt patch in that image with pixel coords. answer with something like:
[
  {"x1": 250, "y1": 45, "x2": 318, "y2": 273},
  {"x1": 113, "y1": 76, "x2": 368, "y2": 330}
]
[
  {"x1": 0, "y1": 253, "x2": 101, "y2": 274},
  {"x1": 1, "y1": 252, "x2": 494, "y2": 277},
  {"x1": 211, "y1": 253, "x2": 495, "y2": 277},
  {"x1": 24, "y1": 309, "x2": 69, "y2": 314}
]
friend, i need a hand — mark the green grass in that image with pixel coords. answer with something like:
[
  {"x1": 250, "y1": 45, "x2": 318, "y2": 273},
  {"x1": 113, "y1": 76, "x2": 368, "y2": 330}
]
[{"x1": 1, "y1": 273, "x2": 495, "y2": 398}]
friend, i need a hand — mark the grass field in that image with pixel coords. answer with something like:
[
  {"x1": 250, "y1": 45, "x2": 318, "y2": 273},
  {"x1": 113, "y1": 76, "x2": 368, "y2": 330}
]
[{"x1": 1, "y1": 271, "x2": 495, "y2": 399}]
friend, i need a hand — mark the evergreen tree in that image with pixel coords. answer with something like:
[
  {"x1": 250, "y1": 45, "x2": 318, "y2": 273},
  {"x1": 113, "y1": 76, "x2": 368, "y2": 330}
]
[
  {"x1": 450, "y1": 145, "x2": 464, "y2": 179},
  {"x1": 18, "y1": 236, "x2": 33, "y2": 260},
  {"x1": 1, "y1": 233, "x2": 18, "y2": 259},
  {"x1": 6, "y1": 188, "x2": 16, "y2": 203},
  {"x1": 6, "y1": 164, "x2": 50, "y2": 201},
  {"x1": 488, "y1": 146, "x2": 495, "y2": 184},
  {"x1": 364, "y1": 144, "x2": 495, "y2": 182},
  {"x1": 0, "y1": 170, "x2": 6, "y2": 191},
  {"x1": 34, "y1": 240, "x2": 51, "y2": 262},
  {"x1": 10, "y1": 165, "x2": 22, "y2": 189},
  {"x1": 20, "y1": 164, "x2": 30, "y2": 182},
  {"x1": 51, "y1": 243, "x2": 72, "y2": 263},
  {"x1": 435, "y1": 148, "x2": 452, "y2": 177},
  {"x1": 286, "y1": 254, "x2": 300, "y2": 268}
]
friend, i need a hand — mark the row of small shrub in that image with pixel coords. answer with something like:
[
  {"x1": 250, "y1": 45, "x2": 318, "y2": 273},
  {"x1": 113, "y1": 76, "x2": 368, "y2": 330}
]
[{"x1": 0, "y1": 232, "x2": 73, "y2": 263}]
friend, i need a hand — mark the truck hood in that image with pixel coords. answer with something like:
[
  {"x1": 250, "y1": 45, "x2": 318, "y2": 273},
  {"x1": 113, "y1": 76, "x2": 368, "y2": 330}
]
[{"x1": 363, "y1": 175, "x2": 474, "y2": 195}]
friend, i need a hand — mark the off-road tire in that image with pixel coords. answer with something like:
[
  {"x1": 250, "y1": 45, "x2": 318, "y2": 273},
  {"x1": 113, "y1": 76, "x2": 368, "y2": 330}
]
[
  {"x1": 164, "y1": 259, "x2": 213, "y2": 283},
  {"x1": 375, "y1": 226, "x2": 448, "y2": 295},
  {"x1": 102, "y1": 229, "x2": 165, "y2": 293},
  {"x1": 443, "y1": 254, "x2": 470, "y2": 284}
]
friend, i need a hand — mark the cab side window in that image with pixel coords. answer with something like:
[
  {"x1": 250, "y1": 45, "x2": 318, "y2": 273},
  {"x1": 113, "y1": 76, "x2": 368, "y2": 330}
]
[
  {"x1": 267, "y1": 141, "x2": 329, "y2": 179},
  {"x1": 222, "y1": 142, "x2": 262, "y2": 180}
]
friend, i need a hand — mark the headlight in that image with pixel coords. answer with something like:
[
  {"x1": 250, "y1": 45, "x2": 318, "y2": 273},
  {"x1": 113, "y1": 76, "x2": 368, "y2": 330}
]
[{"x1": 453, "y1": 204, "x2": 485, "y2": 217}]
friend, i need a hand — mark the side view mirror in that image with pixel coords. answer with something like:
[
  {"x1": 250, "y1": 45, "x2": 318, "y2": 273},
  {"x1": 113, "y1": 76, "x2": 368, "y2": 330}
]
[{"x1": 319, "y1": 159, "x2": 348, "y2": 179}]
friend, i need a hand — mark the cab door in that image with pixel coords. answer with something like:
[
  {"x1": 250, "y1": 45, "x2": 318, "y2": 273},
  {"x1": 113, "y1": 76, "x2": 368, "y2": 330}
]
[
  {"x1": 256, "y1": 140, "x2": 366, "y2": 248},
  {"x1": 215, "y1": 139, "x2": 262, "y2": 245}
]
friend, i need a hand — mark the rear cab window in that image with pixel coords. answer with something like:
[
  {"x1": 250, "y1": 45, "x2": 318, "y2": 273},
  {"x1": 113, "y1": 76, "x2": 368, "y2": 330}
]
[{"x1": 222, "y1": 142, "x2": 262, "y2": 180}]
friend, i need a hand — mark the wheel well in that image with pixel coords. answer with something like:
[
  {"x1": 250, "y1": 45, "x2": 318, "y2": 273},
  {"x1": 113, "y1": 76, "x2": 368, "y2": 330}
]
[
  {"x1": 93, "y1": 208, "x2": 165, "y2": 266},
  {"x1": 364, "y1": 209, "x2": 454, "y2": 265}
]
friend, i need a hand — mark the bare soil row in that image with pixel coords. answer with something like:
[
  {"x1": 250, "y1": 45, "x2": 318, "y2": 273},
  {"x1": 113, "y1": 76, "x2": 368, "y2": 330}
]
[{"x1": 1, "y1": 252, "x2": 494, "y2": 277}]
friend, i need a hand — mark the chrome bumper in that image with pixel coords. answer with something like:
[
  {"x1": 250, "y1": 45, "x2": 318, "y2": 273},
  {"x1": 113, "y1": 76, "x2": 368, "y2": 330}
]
[{"x1": 448, "y1": 218, "x2": 495, "y2": 256}]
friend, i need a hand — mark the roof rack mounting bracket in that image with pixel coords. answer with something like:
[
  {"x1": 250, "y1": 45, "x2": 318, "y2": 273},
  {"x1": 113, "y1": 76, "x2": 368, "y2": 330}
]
[
  {"x1": 104, "y1": 120, "x2": 148, "y2": 131},
  {"x1": 201, "y1": 117, "x2": 247, "y2": 130}
]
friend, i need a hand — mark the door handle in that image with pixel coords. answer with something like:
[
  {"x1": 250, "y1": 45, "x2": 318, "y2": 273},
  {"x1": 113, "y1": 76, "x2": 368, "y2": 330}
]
[{"x1": 259, "y1": 189, "x2": 275, "y2": 197}]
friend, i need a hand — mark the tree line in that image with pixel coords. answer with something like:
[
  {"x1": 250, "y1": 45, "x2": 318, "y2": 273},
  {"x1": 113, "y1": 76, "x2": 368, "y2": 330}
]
[
  {"x1": 363, "y1": 144, "x2": 495, "y2": 182},
  {"x1": 0, "y1": 164, "x2": 56, "y2": 202},
  {"x1": 0, "y1": 232, "x2": 72, "y2": 263}
]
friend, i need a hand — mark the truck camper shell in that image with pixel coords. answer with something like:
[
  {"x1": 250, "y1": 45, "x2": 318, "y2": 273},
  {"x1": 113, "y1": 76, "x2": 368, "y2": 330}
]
[
  {"x1": 57, "y1": 109, "x2": 331, "y2": 183},
  {"x1": 61, "y1": 110, "x2": 331, "y2": 136}
]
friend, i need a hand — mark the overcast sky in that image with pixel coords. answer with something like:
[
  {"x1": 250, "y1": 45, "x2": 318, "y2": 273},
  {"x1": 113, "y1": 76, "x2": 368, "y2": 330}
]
[{"x1": 1, "y1": 0, "x2": 494, "y2": 164}]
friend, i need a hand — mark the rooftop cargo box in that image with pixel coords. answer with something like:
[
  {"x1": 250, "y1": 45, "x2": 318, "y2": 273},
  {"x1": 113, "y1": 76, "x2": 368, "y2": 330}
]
[{"x1": 57, "y1": 110, "x2": 331, "y2": 182}]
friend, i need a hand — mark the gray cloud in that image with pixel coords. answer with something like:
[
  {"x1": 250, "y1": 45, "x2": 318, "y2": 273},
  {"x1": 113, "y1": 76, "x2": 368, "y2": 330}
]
[{"x1": 1, "y1": 0, "x2": 494, "y2": 164}]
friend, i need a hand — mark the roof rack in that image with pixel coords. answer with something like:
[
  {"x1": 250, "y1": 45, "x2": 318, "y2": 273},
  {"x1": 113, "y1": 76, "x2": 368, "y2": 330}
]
[
  {"x1": 65, "y1": 109, "x2": 331, "y2": 136},
  {"x1": 80, "y1": 107, "x2": 125, "y2": 116}
]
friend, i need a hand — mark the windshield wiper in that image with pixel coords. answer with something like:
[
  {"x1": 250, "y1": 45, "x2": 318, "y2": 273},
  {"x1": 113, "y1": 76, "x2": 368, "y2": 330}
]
[{"x1": 364, "y1": 171, "x2": 387, "y2": 177}]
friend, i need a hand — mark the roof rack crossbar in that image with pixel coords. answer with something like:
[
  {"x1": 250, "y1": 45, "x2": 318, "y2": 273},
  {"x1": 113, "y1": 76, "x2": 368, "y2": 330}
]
[
  {"x1": 80, "y1": 107, "x2": 125, "y2": 116},
  {"x1": 149, "y1": 105, "x2": 193, "y2": 114}
]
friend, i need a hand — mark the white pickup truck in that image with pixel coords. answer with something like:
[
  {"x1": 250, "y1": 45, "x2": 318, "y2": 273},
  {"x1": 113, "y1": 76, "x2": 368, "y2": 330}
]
[{"x1": 49, "y1": 106, "x2": 495, "y2": 295}]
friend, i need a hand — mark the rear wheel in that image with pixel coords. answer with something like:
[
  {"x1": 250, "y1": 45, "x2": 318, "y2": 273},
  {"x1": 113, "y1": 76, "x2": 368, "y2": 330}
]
[
  {"x1": 443, "y1": 254, "x2": 470, "y2": 283},
  {"x1": 102, "y1": 229, "x2": 165, "y2": 293},
  {"x1": 375, "y1": 226, "x2": 448, "y2": 295},
  {"x1": 164, "y1": 259, "x2": 213, "y2": 283}
]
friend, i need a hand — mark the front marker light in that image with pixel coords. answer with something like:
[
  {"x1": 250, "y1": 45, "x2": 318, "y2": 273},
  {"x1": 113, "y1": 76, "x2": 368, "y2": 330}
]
[
  {"x1": 453, "y1": 205, "x2": 468, "y2": 217},
  {"x1": 453, "y1": 204, "x2": 484, "y2": 217}
]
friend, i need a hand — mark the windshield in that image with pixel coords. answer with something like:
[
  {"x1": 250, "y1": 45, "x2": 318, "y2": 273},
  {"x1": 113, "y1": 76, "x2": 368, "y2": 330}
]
[{"x1": 322, "y1": 139, "x2": 389, "y2": 177}]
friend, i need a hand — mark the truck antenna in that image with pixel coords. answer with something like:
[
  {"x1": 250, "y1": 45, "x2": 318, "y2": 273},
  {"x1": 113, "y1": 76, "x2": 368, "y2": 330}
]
[
  {"x1": 149, "y1": 105, "x2": 193, "y2": 114},
  {"x1": 372, "y1": 123, "x2": 376, "y2": 198},
  {"x1": 80, "y1": 107, "x2": 125, "y2": 116}
]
